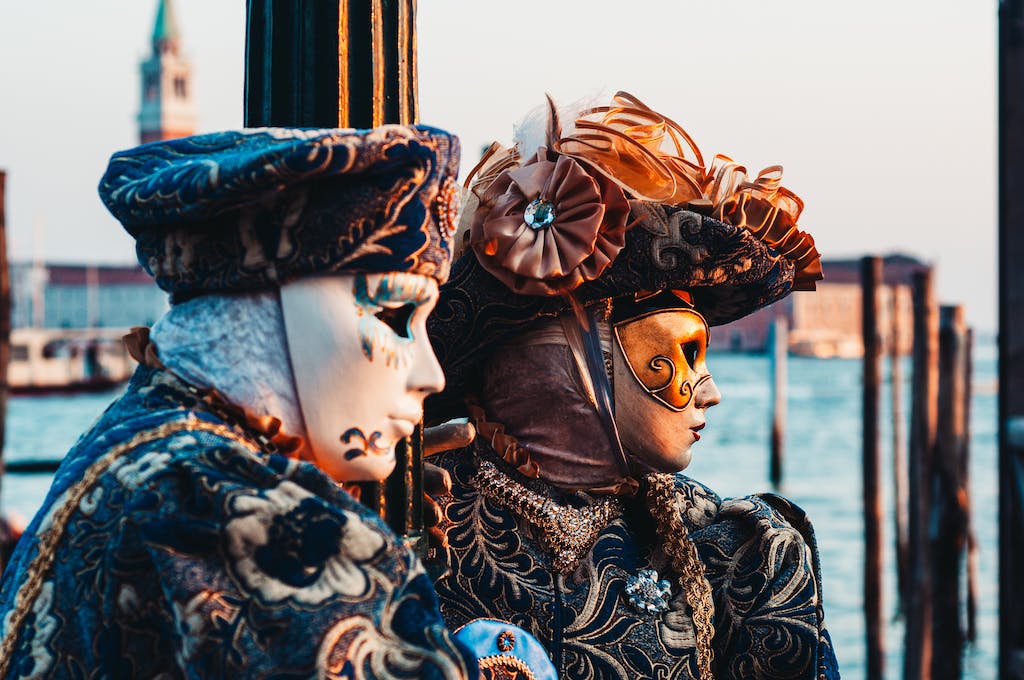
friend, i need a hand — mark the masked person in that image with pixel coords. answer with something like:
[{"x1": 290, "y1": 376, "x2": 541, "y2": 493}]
[
  {"x1": 426, "y1": 93, "x2": 841, "y2": 680},
  {"x1": 0, "y1": 126, "x2": 555, "y2": 680}
]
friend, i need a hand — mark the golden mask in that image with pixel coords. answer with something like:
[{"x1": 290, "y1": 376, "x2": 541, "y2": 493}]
[{"x1": 612, "y1": 308, "x2": 710, "y2": 412}]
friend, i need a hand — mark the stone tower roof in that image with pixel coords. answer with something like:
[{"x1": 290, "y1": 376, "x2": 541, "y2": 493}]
[
  {"x1": 139, "y1": 0, "x2": 195, "y2": 143},
  {"x1": 152, "y1": 0, "x2": 181, "y2": 51}
]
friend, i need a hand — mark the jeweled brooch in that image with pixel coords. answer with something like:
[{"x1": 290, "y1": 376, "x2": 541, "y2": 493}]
[{"x1": 625, "y1": 569, "x2": 672, "y2": 614}]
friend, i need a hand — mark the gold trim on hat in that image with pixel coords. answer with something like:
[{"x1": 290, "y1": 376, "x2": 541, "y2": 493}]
[{"x1": 370, "y1": 0, "x2": 385, "y2": 127}]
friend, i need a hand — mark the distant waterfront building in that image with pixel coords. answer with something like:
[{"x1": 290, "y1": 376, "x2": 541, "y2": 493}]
[
  {"x1": 138, "y1": 0, "x2": 196, "y2": 144},
  {"x1": 10, "y1": 263, "x2": 167, "y2": 330},
  {"x1": 719, "y1": 254, "x2": 927, "y2": 357}
]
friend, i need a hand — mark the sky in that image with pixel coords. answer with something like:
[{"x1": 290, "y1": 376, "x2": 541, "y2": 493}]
[{"x1": 0, "y1": 1, "x2": 998, "y2": 329}]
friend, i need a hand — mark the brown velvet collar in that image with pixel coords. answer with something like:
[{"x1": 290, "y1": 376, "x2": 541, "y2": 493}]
[{"x1": 475, "y1": 340, "x2": 639, "y2": 497}]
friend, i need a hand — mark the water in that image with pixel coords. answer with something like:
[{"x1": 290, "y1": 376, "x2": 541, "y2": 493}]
[{"x1": 0, "y1": 347, "x2": 1001, "y2": 679}]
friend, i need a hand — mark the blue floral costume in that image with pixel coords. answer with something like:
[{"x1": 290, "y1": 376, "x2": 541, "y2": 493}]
[{"x1": 0, "y1": 366, "x2": 478, "y2": 679}]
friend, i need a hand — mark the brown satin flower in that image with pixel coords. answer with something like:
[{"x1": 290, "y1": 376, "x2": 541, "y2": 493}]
[{"x1": 470, "y1": 149, "x2": 629, "y2": 296}]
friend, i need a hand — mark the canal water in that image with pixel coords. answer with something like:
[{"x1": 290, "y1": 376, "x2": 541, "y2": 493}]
[{"x1": 0, "y1": 344, "x2": 1000, "y2": 679}]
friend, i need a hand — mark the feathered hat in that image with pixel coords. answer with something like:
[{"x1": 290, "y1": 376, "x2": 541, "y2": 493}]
[{"x1": 427, "y1": 92, "x2": 820, "y2": 420}]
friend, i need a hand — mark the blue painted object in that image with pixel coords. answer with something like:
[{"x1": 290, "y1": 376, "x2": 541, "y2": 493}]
[{"x1": 455, "y1": 619, "x2": 558, "y2": 680}]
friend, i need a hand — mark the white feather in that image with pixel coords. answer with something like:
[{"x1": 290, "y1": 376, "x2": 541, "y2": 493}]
[{"x1": 511, "y1": 90, "x2": 611, "y2": 158}]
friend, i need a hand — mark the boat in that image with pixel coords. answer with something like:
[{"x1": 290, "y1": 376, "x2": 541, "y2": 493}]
[{"x1": 7, "y1": 327, "x2": 135, "y2": 394}]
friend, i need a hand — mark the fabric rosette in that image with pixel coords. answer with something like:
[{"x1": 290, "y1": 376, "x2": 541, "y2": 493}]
[{"x1": 470, "y1": 149, "x2": 629, "y2": 296}]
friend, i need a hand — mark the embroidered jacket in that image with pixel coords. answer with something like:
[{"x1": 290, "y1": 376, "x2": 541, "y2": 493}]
[
  {"x1": 432, "y1": 442, "x2": 841, "y2": 680},
  {"x1": 0, "y1": 366, "x2": 477, "y2": 679}
]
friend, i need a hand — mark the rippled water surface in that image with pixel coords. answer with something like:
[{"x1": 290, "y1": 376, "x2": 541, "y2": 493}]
[{"x1": 1, "y1": 345, "x2": 1000, "y2": 679}]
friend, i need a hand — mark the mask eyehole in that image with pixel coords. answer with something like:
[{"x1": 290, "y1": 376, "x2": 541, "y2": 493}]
[
  {"x1": 375, "y1": 303, "x2": 416, "y2": 339},
  {"x1": 682, "y1": 341, "x2": 699, "y2": 370}
]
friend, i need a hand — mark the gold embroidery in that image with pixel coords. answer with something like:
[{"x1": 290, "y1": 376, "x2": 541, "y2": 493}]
[
  {"x1": 0, "y1": 417, "x2": 260, "y2": 676},
  {"x1": 474, "y1": 460, "x2": 622, "y2": 574},
  {"x1": 435, "y1": 177, "x2": 460, "y2": 240},
  {"x1": 477, "y1": 653, "x2": 538, "y2": 680},
  {"x1": 645, "y1": 473, "x2": 716, "y2": 680}
]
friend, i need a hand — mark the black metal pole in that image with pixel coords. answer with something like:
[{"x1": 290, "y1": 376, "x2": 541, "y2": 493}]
[
  {"x1": 244, "y1": 0, "x2": 417, "y2": 129},
  {"x1": 1000, "y1": 0, "x2": 1024, "y2": 676}
]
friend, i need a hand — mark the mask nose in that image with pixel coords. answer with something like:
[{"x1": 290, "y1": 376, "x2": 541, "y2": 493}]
[
  {"x1": 695, "y1": 375, "x2": 721, "y2": 410},
  {"x1": 407, "y1": 334, "x2": 446, "y2": 396}
]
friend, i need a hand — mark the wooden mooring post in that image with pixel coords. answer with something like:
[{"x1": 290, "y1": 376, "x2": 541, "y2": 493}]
[
  {"x1": 905, "y1": 267, "x2": 937, "y2": 680},
  {"x1": 0, "y1": 172, "x2": 10, "y2": 571},
  {"x1": 891, "y1": 283, "x2": 910, "y2": 609},
  {"x1": 861, "y1": 256, "x2": 885, "y2": 678},
  {"x1": 0, "y1": 173, "x2": 7, "y2": 480},
  {"x1": 964, "y1": 328, "x2": 980, "y2": 644},
  {"x1": 932, "y1": 305, "x2": 971, "y2": 679},
  {"x1": 999, "y1": 0, "x2": 1024, "y2": 675},
  {"x1": 769, "y1": 316, "x2": 787, "y2": 489},
  {"x1": 0, "y1": 172, "x2": 7, "y2": 499}
]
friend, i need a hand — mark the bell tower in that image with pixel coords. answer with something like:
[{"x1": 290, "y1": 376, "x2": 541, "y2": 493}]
[{"x1": 138, "y1": 0, "x2": 196, "y2": 144}]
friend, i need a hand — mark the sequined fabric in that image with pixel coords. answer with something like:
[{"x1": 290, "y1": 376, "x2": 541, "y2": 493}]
[
  {"x1": 0, "y1": 366, "x2": 478, "y2": 679},
  {"x1": 432, "y1": 443, "x2": 840, "y2": 680}
]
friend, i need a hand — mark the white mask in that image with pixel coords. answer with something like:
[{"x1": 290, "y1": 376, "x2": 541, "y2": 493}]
[{"x1": 280, "y1": 272, "x2": 444, "y2": 482}]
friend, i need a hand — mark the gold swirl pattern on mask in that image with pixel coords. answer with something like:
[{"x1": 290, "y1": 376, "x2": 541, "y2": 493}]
[{"x1": 474, "y1": 461, "x2": 623, "y2": 574}]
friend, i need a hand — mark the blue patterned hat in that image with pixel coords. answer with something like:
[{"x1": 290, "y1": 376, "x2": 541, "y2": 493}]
[{"x1": 99, "y1": 126, "x2": 461, "y2": 300}]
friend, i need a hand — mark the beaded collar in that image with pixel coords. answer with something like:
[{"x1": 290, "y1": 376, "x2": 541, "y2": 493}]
[{"x1": 474, "y1": 459, "x2": 623, "y2": 574}]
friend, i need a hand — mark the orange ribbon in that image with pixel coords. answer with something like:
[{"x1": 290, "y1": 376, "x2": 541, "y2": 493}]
[{"x1": 556, "y1": 91, "x2": 822, "y2": 290}]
